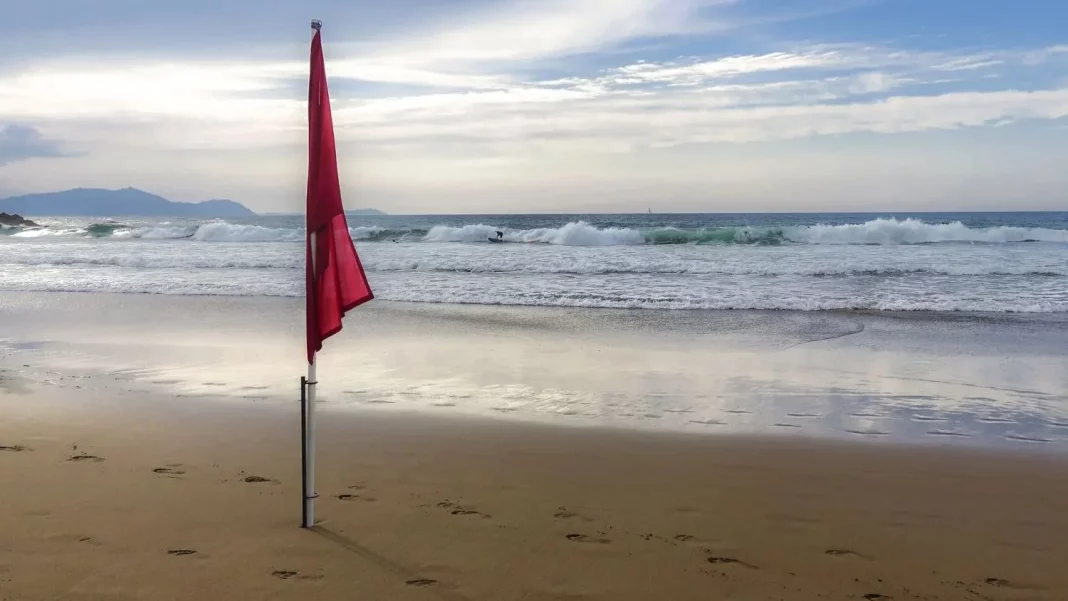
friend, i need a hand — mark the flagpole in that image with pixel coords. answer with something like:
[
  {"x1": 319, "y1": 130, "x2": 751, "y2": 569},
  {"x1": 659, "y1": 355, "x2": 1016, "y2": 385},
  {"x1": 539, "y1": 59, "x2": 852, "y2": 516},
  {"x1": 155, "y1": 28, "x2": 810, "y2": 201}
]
[
  {"x1": 303, "y1": 17, "x2": 323, "y2": 529},
  {"x1": 305, "y1": 318, "x2": 317, "y2": 528},
  {"x1": 305, "y1": 343, "x2": 316, "y2": 527}
]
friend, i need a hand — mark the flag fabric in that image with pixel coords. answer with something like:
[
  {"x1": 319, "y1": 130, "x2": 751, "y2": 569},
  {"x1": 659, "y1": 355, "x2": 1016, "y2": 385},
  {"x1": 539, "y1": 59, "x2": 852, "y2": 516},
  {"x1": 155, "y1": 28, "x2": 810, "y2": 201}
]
[{"x1": 306, "y1": 29, "x2": 373, "y2": 363}]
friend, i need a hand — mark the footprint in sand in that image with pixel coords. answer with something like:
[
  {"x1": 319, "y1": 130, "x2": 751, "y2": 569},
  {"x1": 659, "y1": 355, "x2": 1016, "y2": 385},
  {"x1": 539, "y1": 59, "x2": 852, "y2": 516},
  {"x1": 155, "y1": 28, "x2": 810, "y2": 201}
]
[
  {"x1": 269, "y1": 569, "x2": 322, "y2": 581},
  {"x1": 436, "y1": 501, "x2": 490, "y2": 518},
  {"x1": 983, "y1": 577, "x2": 1041, "y2": 591},
  {"x1": 153, "y1": 465, "x2": 186, "y2": 476},
  {"x1": 243, "y1": 476, "x2": 279, "y2": 484},
  {"x1": 863, "y1": 594, "x2": 891, "y2": 600},
  {"x1": 337, "y1": 494, "x2": 377, "y2": 502},
  {"x1": 68, "y1": 454, "x2": 105, "y2": 463},
  {"x1": 167, "y1": 549, "x2": 197, "y2": 556},
  {"x1": 706, "y1": 556, "x2": 758, "y2": 569},
  {"x1": 0, "y1": 444, "x2": 28, "y2": 452},
  {"x1": 553, "y1": 507, "x2": 594, "y2": 522},
  {"x1": 673, "y1": 534, "x2": 726, "y2": 548},
  {"x1": 406, "y1": 579, "x2": 438, "y2": 587},
  {"x1": 451, "y1": 509, "x2": 487, "y2": 517},
  {"x1": 565, "y1": 534, "x2": 611, "y2": 545},
  {"x1": 825, "y1": 549, "x2": 869, "y2": 559},
  {"x1": 985, "y1": 578, "x2": 1012, "y2": 587}
]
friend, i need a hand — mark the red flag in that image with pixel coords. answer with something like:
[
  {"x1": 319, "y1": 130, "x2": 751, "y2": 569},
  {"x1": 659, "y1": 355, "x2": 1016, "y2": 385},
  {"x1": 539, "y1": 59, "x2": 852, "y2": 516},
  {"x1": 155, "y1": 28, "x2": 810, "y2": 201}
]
[{"x1": 306, "y1": 29, "x2": 373, "y2": 363}]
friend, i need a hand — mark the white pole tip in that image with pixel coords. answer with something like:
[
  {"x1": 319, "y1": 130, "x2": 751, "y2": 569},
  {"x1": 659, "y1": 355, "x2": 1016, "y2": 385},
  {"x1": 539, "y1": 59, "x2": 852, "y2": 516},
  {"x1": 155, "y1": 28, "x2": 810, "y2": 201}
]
[{"x1": 311, "y1": 19, "x2": 323, "y2": 31}]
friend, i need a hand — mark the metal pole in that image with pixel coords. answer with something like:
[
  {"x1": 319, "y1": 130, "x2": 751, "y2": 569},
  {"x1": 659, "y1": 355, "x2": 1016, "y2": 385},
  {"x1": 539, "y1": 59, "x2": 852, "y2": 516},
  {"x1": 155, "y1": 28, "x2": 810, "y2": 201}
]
[
  {"x1": 300, "y1": 376, "x2": 308, "y2": 527},
  {"x1": 304, "y1": 353, "x2": 317, "y2": 527}
]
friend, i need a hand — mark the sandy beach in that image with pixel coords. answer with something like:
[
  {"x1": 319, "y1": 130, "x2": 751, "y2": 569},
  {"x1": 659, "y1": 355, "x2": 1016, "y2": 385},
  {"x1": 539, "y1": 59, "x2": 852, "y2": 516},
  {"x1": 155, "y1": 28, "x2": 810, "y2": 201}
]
[
  {"x1": 3, "y1": 390, "x2": 1068, "y2": 601},
  {"x1": 3, "y1": 292, "x2": 1068, "y2": 600}
]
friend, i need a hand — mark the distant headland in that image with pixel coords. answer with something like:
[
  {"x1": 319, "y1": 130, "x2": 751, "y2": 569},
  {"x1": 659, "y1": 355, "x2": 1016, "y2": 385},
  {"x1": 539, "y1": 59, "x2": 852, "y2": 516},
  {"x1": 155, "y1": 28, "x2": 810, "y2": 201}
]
[
  {"x1": 0, "y1": 187, "x2": 255, "y2": 218},
  {"x1": 262, "y1": 208, "x2": 388, "y2": 216}
]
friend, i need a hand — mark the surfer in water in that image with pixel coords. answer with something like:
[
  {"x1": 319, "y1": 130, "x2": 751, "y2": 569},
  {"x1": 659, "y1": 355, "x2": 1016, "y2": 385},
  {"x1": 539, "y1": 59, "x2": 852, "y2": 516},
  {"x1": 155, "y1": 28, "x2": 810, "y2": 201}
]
[{"x1": 496, "y1": 230, "x2": 504, "y2": 241}]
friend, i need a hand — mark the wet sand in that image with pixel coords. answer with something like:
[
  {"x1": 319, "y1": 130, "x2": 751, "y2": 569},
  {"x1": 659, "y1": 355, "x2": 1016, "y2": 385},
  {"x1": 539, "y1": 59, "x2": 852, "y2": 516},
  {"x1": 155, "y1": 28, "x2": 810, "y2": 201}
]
[
  {"x1": 2, "y1": 391, "x2": 1067, "y2": 601},
  {"x1": 2, "y1": 292, "x2": 1067, "y2": 449}
]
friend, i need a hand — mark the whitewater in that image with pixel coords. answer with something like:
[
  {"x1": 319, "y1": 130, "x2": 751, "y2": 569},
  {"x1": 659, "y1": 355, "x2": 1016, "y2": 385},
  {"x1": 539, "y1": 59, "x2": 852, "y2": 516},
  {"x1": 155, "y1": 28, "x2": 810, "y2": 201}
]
[{"x1": 2, "y1": 212, "x2": 1067, "y2": 312}]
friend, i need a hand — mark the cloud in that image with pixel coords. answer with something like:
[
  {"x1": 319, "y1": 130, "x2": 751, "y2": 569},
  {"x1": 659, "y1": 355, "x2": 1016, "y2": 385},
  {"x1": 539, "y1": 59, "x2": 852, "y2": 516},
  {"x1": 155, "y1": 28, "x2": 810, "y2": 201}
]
[
  {"x1": 334, "y1": 84, "x2": 1068, "y2": 153},
  {"x1": 369, "y1": 0, "x2": 734, "y2": 67},
  {"x1": 3, "y1": 40, "x2": 1066, "y2": 159},
  {"x1": 0, "y1": 124, "x2": 70, "y2": 166},
  {"x1": 2, "y1": 0, "x2": 1068, "y2": 211}
]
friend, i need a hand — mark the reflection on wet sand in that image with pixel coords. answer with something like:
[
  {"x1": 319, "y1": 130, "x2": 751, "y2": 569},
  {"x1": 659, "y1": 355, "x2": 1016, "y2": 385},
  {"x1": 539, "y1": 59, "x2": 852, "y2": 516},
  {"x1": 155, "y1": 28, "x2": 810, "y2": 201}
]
[{"x1": 2, "y1": 292, "x2": 1066, "y2": 451}]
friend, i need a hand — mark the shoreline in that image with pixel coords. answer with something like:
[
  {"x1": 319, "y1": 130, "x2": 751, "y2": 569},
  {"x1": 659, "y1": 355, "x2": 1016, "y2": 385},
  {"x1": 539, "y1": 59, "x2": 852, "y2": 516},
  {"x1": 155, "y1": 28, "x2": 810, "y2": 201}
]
[
  {"x1": 3, "y1": 291, "x2": 1067, "y2": 452},
  {"x1": 5, "y1": 288, "x2": 1068, "y2": 317},
  {"x1": 3, "y1": 388, "x2": 1067, "y2": 600}
]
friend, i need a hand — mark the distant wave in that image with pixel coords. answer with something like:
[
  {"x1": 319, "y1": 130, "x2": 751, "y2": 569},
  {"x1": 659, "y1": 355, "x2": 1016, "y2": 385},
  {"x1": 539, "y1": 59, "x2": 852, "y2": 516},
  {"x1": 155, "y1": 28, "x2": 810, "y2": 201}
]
[{"x1": 5, "y1": 218, "x2": 1068, "y2": 246}]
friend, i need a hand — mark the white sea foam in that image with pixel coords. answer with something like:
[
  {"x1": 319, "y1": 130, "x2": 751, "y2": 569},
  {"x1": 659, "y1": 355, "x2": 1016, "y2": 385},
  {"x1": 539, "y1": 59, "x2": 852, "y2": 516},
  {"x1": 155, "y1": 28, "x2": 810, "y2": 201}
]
[
  {"x1": 9, "y1": 227, "x2": 81, "y2": 238},
  {"x1": 120, "y1": 222, "x2": 303, "y2": 242},
  {"x1": 190, "y1": 222, "x2": 303, "y2": 242},
  {"x1": 424, "y1": 222, "x2": 645, "y2": 245},
  {"x1": 129, "y1": 226, "x2": 194, "y2": 239},
  {"x1": 513, "y1": 222, "x2": 645, "y2": 246},
  {"x1": 423, "y1": 224, "x2": 503, "y2": 243},
  {"x1": 782, "y1": 218, "x2": 1068, "y2": 245},
  {"x1": 3, "y1": 239, "x2": 1067, "y2": 277},
  {"x1": 349, "y1": 226, "x2": 384, "y2": 239}
]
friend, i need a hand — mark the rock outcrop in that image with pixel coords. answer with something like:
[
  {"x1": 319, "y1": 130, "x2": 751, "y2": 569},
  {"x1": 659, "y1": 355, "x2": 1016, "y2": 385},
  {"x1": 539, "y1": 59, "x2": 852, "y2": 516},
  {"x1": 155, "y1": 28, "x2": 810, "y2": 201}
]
[{"x1": 0, "y1": 212, "x2": 39, "y2": 227}]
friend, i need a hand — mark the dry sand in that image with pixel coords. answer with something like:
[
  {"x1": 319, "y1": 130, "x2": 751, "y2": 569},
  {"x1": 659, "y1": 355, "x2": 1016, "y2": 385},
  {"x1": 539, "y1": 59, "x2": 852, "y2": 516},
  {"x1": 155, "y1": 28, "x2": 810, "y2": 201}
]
[{"x1": 2, "y1": 392, "x2": 1067, "y2": 601}]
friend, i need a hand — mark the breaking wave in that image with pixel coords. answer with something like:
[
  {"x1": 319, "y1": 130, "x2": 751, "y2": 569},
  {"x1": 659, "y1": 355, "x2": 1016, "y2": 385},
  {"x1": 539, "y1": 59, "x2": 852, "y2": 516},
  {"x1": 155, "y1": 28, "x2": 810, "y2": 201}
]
[
  {"x1": 7, "y1": 218, "x2": 1067, "y2": 246},
  {"x1": 425, "y1": 222, "x2": 646, "y2": 245}
]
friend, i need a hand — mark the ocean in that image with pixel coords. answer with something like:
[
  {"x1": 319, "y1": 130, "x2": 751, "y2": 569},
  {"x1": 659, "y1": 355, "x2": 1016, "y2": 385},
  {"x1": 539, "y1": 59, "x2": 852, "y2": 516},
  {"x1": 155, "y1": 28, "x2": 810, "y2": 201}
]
[{"x1": 3, "y1": 212, "x2": 1067, "y2": 313}]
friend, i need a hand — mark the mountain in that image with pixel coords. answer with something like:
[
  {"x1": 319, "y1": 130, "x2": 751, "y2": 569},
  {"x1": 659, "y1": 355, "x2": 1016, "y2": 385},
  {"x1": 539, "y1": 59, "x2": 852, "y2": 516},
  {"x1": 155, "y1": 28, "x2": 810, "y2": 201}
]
[
  {"x1": 0, "y1": 187, "x2": 256, "y2": 217},
  {"x1": 261, "y1": 208, "x2": 388, "y2": 216}
]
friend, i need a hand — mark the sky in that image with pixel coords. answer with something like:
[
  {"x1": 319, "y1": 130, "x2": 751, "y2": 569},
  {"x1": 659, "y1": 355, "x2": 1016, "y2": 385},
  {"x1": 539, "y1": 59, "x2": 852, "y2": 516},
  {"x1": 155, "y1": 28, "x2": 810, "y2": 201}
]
[{"x1": 0, "y1": 0, "x2": 1066, "y2": 214}]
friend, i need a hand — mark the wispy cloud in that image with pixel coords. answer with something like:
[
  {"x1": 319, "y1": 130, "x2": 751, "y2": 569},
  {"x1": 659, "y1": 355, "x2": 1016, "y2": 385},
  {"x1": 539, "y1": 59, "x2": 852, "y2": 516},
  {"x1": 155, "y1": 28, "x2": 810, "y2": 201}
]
[{"x1": 366, "y1": 0, "x2": 736, "y2": 67}]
